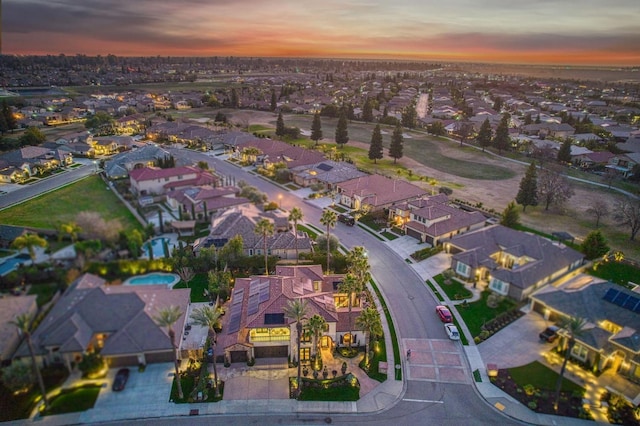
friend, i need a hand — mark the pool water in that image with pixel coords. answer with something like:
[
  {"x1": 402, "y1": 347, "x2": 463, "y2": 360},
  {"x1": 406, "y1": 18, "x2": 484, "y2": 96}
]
[
  {"x1": 0, "y1": 253, "x2": 31, "y2": 276},
  {"x1": 124, "y1": 273, "x2": 180, "y2": 288},
  {"x1": 142, "y1": 237, "x2": 172, "y2": 258}
]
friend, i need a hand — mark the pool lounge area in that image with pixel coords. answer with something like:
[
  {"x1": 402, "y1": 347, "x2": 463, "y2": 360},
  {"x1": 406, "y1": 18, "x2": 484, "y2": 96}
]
[{"x1": 123, "y1": 272, "x2": 180, "y2": 288}]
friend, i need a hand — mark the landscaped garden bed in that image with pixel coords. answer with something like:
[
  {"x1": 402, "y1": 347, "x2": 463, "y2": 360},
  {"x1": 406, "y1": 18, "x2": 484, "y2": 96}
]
[
  {"x1": 291, "y1": 373, "x2": 360, "y2": 401},
  {"x1": 490, "y1": 362, "x2": 592, "y2": 420}
]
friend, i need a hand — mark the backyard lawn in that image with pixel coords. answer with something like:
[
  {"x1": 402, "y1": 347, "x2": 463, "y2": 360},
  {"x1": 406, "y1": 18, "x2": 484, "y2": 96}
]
[
  {"x1": 42, "y1": 385, "x2": 102, "y2": 416},
  {"x1": 0, "y1": 175, "x2": 141, "y2": 232},
  {"x1": 587, "y1": 261, "x2": 640, "y2": 288}
]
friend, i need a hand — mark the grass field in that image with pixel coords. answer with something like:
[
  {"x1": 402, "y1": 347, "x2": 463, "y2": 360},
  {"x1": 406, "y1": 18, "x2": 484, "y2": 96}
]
[{"x1": 0, "y1": 175, "x2": 142, "y2": 232}]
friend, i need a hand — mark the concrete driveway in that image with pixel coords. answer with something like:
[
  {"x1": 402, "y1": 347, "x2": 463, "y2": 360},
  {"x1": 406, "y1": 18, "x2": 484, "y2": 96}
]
[
  {"x1": 476, "y1": 310, "x2": 551, "y2": 369},
  {"x1": 219, "y1": 366, "x2": 290, "y2": 400}
]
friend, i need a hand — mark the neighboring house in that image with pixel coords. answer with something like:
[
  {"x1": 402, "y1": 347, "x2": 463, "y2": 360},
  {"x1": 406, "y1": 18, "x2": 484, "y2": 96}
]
[
  {"x1": 607, "y1": 154, "x2": 639, "y2": 178},
  {"x1": 530, "y1": 276, "x2": 640, "y2": 384},
  {"x1": 13, "y1": 273, "x2": 190, "y2": 369},
  {"x1": 0, "y1": 295, "x2": 38, "y2": 365},
  {"x1": 447, "y1": 225, "x2": 584, "y2": 301},
  {"x1": 391, "y1": 195, "x2": 486, "y2": 246},
  {"x1": 103, "y1": 144, "x2": 174, "y2": 179},
  {"x1": 193, "y1": 204, "x2": 312, "y2": 260},
  {"x1": 289, "y1": 160, "x2": 367, "y2": 190},
  {"x1": 0, "y1": 146, "x2": 72, "y2": 178},
  {"x1": 574, "y1": 151, "x2": 616, "y2": 170},
  {"x1": 129, "y1": 166, "x2": 217, "y2": 196},
  {"x1": 166, "y1": 186, "x2": 251, "y2": 218},
  {"x1": 337, "y1": 174, "x2": 428, "y2": 212},
  {"x1": 234, "y1": 138, "x2": 326, "y2": 169},
  {"x1": 216, "y1": 265, "x2": 364, "y2": 363},
  {"x1": 0, "y1": 225, "x2": 28, "y2": 248}
]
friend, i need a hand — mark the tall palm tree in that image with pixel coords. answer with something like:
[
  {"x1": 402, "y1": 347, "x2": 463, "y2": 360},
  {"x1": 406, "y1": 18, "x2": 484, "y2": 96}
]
[
  {"x1": 11, "y1": 313, "x2": 49, "y2": 410},
  {"x1": 553, "y1": 316, "x2": 587, "y2": 412},
  {"x1": 283, "y1": 299, "x2": 309, "y2": 399},
  {"x1": 346, "y1": 246, "x2": 371, "y2": 285},
  {"x1": 288, "y1": 207, "x2": 304, "y2": 265},
  {"x1": 338, "y1": 273, "x2": 361, "y2": 349},
  {"x1": 254, "y1": 218, "x2": 275, "y2": 275},
  {"x1": 153, "y1": 306, "x2": 184, "y2": 400},
  {"x1": 356, "y1": 307, "x2": 383, "y2": 367},
  {"x1": 319, "y1": 209, "x2": 337, "y2": 273},
  {"x1": 306, "y1": 314, "x2": 327, "y2": 369},
  {"x1": 12, "y1": 233, "x2": 47, "y2": 263},
  {"x1": 190, "y1": 305, "x2": 223, "y2": 398}
]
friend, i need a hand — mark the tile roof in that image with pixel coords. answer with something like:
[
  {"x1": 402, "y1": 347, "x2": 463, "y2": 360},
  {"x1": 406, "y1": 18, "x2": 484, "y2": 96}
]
[{"x1": 338, "y1": 174, "x2": 427, "y2": 207}]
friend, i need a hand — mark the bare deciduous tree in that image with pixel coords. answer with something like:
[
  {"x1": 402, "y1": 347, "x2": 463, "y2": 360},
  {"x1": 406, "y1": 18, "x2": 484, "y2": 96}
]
[
  {"x1": 614, "y1": 197, "x2": 640, "y2": 241},
  {"x1": 75, "y1": 211, "x2": 123, "y2": 243},
  {"x1": 586, "y1": 200, "x2": 609, "y2": 228},
  {"x1": 537, "y1": 167, "x2": 574, "y2": 211}
]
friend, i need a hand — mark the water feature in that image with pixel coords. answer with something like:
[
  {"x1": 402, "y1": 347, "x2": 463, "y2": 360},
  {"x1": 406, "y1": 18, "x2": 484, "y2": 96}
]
[{"x1": 123, "y1": 272, "x2": 180, "y2": 288}]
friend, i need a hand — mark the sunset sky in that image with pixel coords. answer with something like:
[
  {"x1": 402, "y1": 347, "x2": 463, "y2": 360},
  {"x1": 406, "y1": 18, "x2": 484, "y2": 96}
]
[{"x1": 3, "y1": 0, "x2": 639, "y2": 66}]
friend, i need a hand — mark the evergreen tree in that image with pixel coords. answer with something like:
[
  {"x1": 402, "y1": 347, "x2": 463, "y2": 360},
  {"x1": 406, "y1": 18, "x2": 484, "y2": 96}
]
[
  {"x1": 19, "y1": 127, "x2": 46, "y2": 147},
  {"x1": 535, "y1": 114, "x2": 541, "y2": 124},
  {"x1": 492, "y1": 113, "x2": 511, "y2": 154},
  {"x1": 557, "y1": 138, "x2": 572, "y2": 164},
  {"x1": 230, "y1": 88, "x2": 239, "y2": 108},
  {"x1": 310, "y1": 112, "x2": 323, "y2": 146},
  {"x1": 335, "y1": 111, "x2": 349, "y2": 148},
  {"x1": 1, "y1": 101, "x2": 17, "y2": 133},
  {"x1": 275, "y1": 112, "x2": 285, "y2": 138},
  {"x1": 524, "y1": 114, "x2": 532, "y2": 125},
  {"x1": 401, "y1": 104, "x2": 417, "y2": 128},
  {"x1": 0, "y1": 111, "x2": 8, "y2": 134},
  {"x1": 476, "y1": 118, "x2": 493, "y2": 152},
  {"x1": 270, "y1": 90, "x2": 277, "y2": 111},
  {"x1": 500, "y1": 201, "x2": 520, "y2": 228},
  {"x1": 516, "y1": 161, "x2": 539, "y2": 212},
  {"x1": 368, "y1": 124, "x2": 383, "y2": 164},
  {"x1": 362, "y1": 98, "x2": 374, "y2": 122},
  {"x1": 389, "y1": 123, "x2": 404, "y2": 164},
  {"x1": 581, "y1": 230, "x2": 610, "y2": 260}
]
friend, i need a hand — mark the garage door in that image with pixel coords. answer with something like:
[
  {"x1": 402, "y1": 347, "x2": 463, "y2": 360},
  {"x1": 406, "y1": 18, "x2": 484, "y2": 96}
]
[
  {"x1": 406, "y1": 227, "x2": 422, "y2": 241},
  {"x1": 230, "y1": 350, "x2": 248, "y2": 363},
  {"x1": 254, "y1": 346, "x2": 288, "y2": 358}
]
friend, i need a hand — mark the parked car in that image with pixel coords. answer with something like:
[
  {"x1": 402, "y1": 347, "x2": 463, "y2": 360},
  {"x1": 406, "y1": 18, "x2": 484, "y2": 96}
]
[
  {"x1": 444, "y1": 323, "x2": 460, "y2": 340},
  {"x1": 338, "y1": 213, "x2": 355, "y2": 226},
  {"x1": 539, "y1": 325, "x2": 560, "y2": 343},
  {"x1": 435, "y1": 305, "x2": 453, "y2": 323},
  {"x1": 112, "y1": 368, "x2": 130, "y2": 391}
]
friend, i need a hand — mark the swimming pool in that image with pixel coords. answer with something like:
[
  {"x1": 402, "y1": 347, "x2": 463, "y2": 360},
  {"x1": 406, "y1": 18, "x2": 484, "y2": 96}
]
[
  {"x1": 142, "y1": 237, "x2": 172, "y2": 258},
  {"x1": 123, "y1": 272, "x2": 180, "y2": 288},
  {"x1": 0, "y1": 253, "x2": 31, "y2": 276}
]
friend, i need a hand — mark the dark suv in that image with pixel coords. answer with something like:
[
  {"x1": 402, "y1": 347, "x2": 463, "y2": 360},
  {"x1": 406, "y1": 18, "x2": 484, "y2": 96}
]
[
  {"x1": 338, "y1": 214, "x2": 355, "y2": 226},
  {"x1": 539, "y1": 326, "x2": 560, "y2": 343}
]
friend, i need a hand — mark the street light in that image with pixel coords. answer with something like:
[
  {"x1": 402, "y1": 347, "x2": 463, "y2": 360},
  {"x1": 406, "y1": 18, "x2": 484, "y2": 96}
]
[{"x1": 278, "y1": 194, "x2": 283, "y2": 209}]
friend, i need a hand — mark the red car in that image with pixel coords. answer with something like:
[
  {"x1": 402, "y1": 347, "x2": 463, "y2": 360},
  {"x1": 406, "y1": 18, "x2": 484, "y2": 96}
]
[{"x1": 435, "y1": 305, "x2": 453, "y2": 323}]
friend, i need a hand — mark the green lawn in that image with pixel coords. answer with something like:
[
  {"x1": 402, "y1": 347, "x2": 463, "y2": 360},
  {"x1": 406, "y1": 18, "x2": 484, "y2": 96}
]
[
  {"x1": 434, "y1": 274, "x2": 473, "y2": 300},
  {"x1": 0, "y1": 175, "x2": 141, "y2": 232},
  {"x1": 28, "y1": 283, "x2": 59, "y2": 307},
  {"x1": 457, "y1": 291, "x2": 517, "y2": 337},
  {"x1": 298, "y1": 224, "x2": 318, "y2": 240},
  {"x1": 173, "y1": 273, "x2": 208, "y2": 302},
  {"x1": 298, "y1": 381, "x2": 360, "y2": 401},
  {"x1": 42, "y1": 385, "x2": 101, "y2": 416},
  {"x1": 587, "y1": 261, "x2": 640, "y2": 287},
  {"x1": 508, "y1": 361, "x2": 584, "y2": 393}
]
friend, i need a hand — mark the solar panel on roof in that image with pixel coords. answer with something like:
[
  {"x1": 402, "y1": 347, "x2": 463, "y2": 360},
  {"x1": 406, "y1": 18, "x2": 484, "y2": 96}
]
[
  {"x1": 602, "y1": 288, "x2": 619, "y2": 302},
  {"x1": 317, "y1": 163, "x2": 333, "y2": 172},
  {"x1": 612, "y1": 292, "x2": 630, "y2": 307},
  {"x1": 247, "y1": 292, "x2": 260, "y2": 316},
  {"x1": 259, "y1": 282, "x2": 270, "y2": 303},
  {"x1": 623, "y1": 296, "x2": 639, "y2": 310}
]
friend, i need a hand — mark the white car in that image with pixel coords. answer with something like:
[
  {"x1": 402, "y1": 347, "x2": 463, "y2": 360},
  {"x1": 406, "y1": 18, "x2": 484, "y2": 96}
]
[{"x1": 444, "y1": 323, "x2": 460, "y2": 340}]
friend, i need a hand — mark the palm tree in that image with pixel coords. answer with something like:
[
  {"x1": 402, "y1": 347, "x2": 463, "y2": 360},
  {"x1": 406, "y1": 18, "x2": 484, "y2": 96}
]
[
  {"x1": 319, "y1": 209, "x2": 337, "y2": 273},
  {"x1": 254, "y1": 218, "x2": 274, "y2": 275},
  {"x1": 190, "y1": 305, "x2": 223, "y2": 398},
  {"x1": 283, "y1": 299, "x2": 309, "y2": 399},
  {"x1": 11, "y1": 313, "x2": 49, "y2": 410},
  {"x1": 553, "y1": 316, "x2": 587, "y2": 412},
  {"x1": 288, "y1": 207, "x2": 304, "y2": 265},
  {"x1": 12, "y1": 233, "x2": 47, "y2": 263},
  {"x1": 346, "y1": 246, "x2": 370, "y2": 285},
  {"x1": 356, "y1": 307, "x2": 383, "y2": 367},
  {"x1": 306, "y1": 314, "x2": 327, "y2": 369},
  {"x1": 153, "y1": 306, "x2": 184, "y2": 400},
  {"x1": 338, "y1": 273, "x2": 361, "y2": 349},
  {"x1": 60, "y1": 222, "x2": 82, "y2": 243}
]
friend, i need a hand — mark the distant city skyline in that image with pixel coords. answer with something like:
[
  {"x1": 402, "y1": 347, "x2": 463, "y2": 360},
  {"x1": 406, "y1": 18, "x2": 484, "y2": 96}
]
[{"x1": 3, "y1": 0, "x2": 639, "y2": 66}]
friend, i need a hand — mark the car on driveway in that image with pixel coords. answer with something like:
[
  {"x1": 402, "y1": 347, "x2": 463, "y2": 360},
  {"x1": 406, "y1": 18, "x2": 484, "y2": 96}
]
[
  {"x1": 112, "y1": 368, "x2": 130, "y2": 392},
  {"x1": 435, "y1": 305, "x2": 453, "y2": 323},
  {"x1": 444, "y1": 323, "x2": 460, "y2": 340},
  {"x1": 539, "y1": 325, "x2": 560, "y2": 343}
]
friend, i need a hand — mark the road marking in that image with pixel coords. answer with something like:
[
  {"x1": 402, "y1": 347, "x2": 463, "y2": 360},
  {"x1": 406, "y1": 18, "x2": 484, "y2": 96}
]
[{"x1": 402, "y1": 398, "x2": 444, "y2": 404}]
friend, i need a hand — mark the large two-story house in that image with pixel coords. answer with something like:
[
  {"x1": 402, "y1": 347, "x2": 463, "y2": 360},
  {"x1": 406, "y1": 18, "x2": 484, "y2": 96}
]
[
  {"x1": 129, "y1": 166, "x2": 217, "y2": 196},
  {"x1": 336, "y1": 174, "x2": 428, "y2": 212},
  {"x1": 447, "y1": 225, "x2": 584, "y2": 301},
  {"x1": 217, "y1": 265, "x2": 364, "y2": 363},
  {"x1": 390, "y1": 194, "x2": 486, "y2": 245}
]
